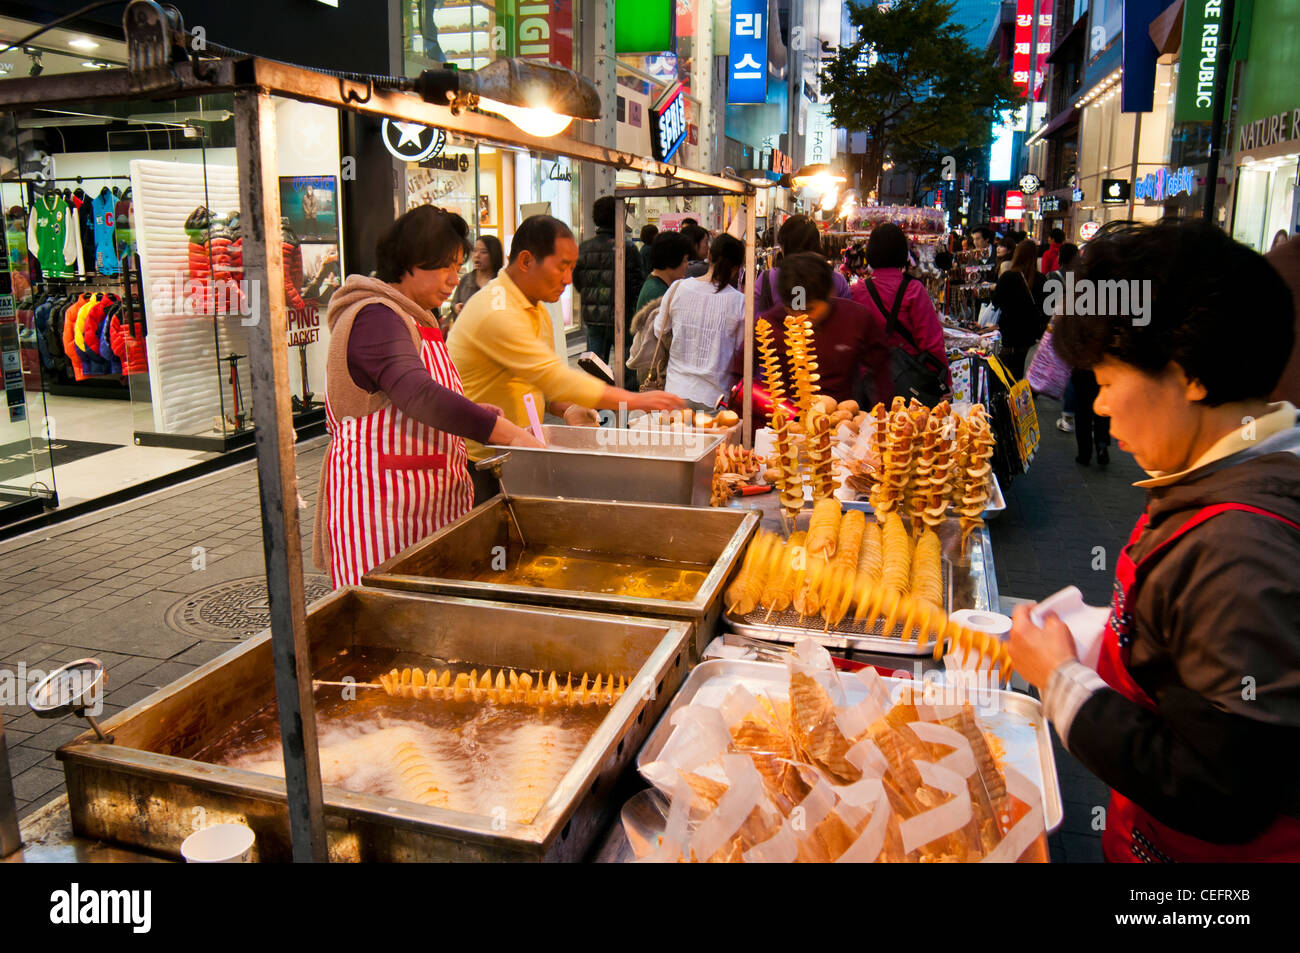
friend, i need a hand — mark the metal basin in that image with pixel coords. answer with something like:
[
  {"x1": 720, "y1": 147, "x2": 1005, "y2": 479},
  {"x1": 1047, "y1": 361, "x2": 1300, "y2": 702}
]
[
  {"x1": 488, "y1": 424, "x2": 726, "y2": 506},
  {"x1": 364, "y1": 495, "x2": 759, "y2": 658},
  {"x1": 56, "y1": 588, "x2": 693, "y2": 862}
]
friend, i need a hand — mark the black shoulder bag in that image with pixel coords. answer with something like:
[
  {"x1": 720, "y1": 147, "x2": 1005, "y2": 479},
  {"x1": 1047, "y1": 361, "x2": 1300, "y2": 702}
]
[{"x1": 864, "y1": 275, "x2": 948, "y2": 407}]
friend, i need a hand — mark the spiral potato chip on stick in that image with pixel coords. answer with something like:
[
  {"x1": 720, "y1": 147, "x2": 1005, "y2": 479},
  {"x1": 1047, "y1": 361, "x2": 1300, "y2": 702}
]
[
  {"x1": 910, "y1": 527, "x2": 943, "y2": 611},
  {"x1": 760, "y1": 531, "x2": 808, "y2": 617},
  {"x1": 805, "y1": 408, "x2": 838, "y2": 500},
  {"x1": 770, "y1": 406, "x2": 805, "y2": 522},
  {"x1": 726, "y1": 530, "x2": 780, "y2": 615},
  {"x1": 956, "y1": 405, "x2": 996, "y2": 550},
  {"x1": 805, "y1": 498, "x2": 841, "y2": 559},
  {"x1": 783, "y1": 314, "x2": 821, "y2": 424},
  {"x1": 378, "y1": 667, "x2": 627, "y2": 706},
  {"x1": 870, "y1": 404, "x2": 916, "y2": 519}
]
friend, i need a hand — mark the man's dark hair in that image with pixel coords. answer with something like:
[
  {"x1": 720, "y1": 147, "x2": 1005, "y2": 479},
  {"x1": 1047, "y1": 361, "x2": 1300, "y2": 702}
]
[
  {"x1": 1049, "y1": 227, "x2": 1066, "y2": 244},
  {"x1": 640, "y1": 224, "x2": 659, "y2": 244},
  {"x1": 777, "y1": 214, "x2": 823, "y2": 255},
  {"x1": 592, "y1": 195, "x2": 617, "y2": 229},
  {"x1": 375, "y1": 205, "x2": 472, "y2": 282},
  {"x1": 778, "y1": 251, "x2": 834, "y2": 306},
  {"x1": 508, "y1": 215, "x2": 575, "y2": 264},
  {"x1": 1054, "y1": 219, "x2": 1294, "y2": 404},
  {"x1": 708, "y1": 233, "x2": 745, "y2": 292},
  {"x1": 1058, "y1": 242, "x2": 1079, "y2": 268},
  {"x1": 650, "y1": 230, "x2": 694, "y2": 271},
  {"x1": 933, "y1": 250, "x2": 954, "y2": 271},
  {"x1": 680, "y1": 223, "x2": 709, "y2": 256},
  {"x1": 866, "y1": 222, "x2": 909, "y2": 269},
  {"x1": 681, "y1": 217, "x2": 698, "y2": 227},
  {"x1": 972, "y1": 226, "x2": 994, "y2": 242}
]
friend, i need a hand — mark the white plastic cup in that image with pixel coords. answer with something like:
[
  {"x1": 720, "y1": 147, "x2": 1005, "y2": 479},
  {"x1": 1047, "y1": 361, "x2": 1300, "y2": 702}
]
[
  {"x1": 181, "y1": 823, "x2": 255, "y2": 863},
  {"x1": 949, "y1": 608, "x2": 1013, "y2": 639}
]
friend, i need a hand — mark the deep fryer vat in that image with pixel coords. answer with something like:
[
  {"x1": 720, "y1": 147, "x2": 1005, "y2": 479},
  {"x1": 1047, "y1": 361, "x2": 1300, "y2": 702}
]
[
  {"x1": 364, "y1": 495, "x2": 760, "y2": 658},
  {"x1": 56, "y1": 588, "x2": 693, "y2": 862}
]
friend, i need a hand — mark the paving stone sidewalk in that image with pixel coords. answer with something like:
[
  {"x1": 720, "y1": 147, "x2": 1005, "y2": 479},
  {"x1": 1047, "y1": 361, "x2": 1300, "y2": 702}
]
[{"x1": 1, "y1": 402, "x2": 1148, "y2": 862}]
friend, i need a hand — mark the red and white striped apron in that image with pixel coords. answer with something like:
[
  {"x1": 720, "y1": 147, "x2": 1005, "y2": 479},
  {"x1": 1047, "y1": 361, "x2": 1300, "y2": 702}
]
[{"x1": 324, "y1": 324, "x2": 474, "y2": 587}]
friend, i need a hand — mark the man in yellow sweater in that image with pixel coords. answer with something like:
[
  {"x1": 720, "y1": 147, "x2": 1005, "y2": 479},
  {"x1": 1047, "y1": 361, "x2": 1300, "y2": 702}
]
[{"x1": 449, "y1": 215, "x2": 684, "y2": 500}]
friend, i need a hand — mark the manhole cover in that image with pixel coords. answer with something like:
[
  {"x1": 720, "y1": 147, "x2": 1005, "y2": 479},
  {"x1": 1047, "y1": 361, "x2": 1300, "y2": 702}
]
[{"x1": 165, "y1": 575, "x2": 333, "y2": 641}]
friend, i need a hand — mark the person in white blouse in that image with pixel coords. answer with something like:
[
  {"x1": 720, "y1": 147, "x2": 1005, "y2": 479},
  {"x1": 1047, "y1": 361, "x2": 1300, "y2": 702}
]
[{"x1": 654, "y1": 233, "x2": 746, "y2": 411}]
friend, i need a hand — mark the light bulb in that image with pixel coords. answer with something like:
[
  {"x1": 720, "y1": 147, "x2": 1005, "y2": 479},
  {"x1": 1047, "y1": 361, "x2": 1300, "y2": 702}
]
[{"x1": 478, "y1": 97, "x2": 573, "y2": 137}]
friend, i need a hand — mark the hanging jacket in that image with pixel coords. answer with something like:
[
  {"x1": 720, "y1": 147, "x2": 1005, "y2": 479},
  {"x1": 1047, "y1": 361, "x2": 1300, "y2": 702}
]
[
  {"x1": 110, "y1": 307, "x2": 148, "y2": 375},
  {"x1": 75, "y1": 295, "x2": 111, "y2": 375},
  {"x1": 91, "y1": 188, "x2": 119, "y2": 276},
  {"x1": 98, "y1": 300, "x2": 122, "y2": 373},
  {"x1": 34, "y1": 300, "x2": 54, "y2": 369},
  {"x1": 62, "y1": 295, "x2": 89, "y2": 380}
]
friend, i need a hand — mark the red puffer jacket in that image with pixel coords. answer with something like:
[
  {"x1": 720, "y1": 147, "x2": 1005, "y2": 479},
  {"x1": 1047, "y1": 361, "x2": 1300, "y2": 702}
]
[{"x1": 110, "y1": 310, "x2": 148, "y2": 374}]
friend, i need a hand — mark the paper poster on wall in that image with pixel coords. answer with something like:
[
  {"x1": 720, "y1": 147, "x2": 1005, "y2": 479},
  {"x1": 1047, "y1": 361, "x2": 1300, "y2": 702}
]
[
  {"x1": 279, "y1": 175, "x2": 338, "y2": 244},
  {"x1": 300, "y1": 244, "x2": 341, "y2": 309}
]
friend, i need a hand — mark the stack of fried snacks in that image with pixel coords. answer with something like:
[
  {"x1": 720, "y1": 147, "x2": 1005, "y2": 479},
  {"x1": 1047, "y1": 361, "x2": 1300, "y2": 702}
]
[
  {"x1": 805, "y1": 408, "x2": 838, "y2": 500},
  {"x1": 783, "y1": 314, "x2": 820, "y2": 423},
  {"x1": 642, "y1": 647, "x2": 1045, "y2": 863},
  {"x1": 868, "y1": 398, "x2": 916, "y2": 518},
  {"x1": 805, "y1": 498, "x2": 841, "y2": 559},
  {"x1": 955, "y1": 404, "x2": 996, "y2": 547},
  {"x1": 725, "y1": 530, "x2": 782, "y2": 614}
]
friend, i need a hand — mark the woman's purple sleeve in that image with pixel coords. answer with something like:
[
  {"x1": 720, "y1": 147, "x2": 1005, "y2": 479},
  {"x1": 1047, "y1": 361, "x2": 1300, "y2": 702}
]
[{"x1": 347, "y1": 303, "x2": 499, "y2": 443}]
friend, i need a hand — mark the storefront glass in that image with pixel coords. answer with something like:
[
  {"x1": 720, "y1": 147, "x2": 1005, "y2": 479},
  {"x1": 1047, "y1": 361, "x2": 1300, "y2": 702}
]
[{"x1": 1232, "y1": 157, "x2": 1300, "y2": 252}]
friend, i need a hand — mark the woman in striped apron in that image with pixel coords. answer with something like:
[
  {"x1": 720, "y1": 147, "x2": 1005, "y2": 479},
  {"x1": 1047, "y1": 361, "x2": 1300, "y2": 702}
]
[{"x1": 312, "y1": 206, "x2": 540, "y2": 587}]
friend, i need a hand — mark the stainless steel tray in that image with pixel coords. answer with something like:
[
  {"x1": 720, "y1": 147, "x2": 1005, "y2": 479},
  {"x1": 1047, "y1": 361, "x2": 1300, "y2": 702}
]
[
  {"x1": 841, "y1": 473, "x2": 1006, "y2": 519},
  {"x1": 487, "y1": 424, "x2": 726, "y2": 507},
  {"x1": 637, "y1": 658, "x2": 1062, "y2": 833},
  {"x1": 724, "y1": 522, "x2": 999, "y2": 657}
]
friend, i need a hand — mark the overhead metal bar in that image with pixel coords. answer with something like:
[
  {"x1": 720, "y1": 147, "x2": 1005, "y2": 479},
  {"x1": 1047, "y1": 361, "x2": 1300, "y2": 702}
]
[{"x1": 614, "y1": 186, "x2": 733, "y2": 199}]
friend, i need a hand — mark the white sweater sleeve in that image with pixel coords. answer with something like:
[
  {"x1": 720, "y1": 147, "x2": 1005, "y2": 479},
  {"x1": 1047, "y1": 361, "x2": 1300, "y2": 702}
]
[{"x1": 66, "y1": 205, "x2": 84, "y2": 273}]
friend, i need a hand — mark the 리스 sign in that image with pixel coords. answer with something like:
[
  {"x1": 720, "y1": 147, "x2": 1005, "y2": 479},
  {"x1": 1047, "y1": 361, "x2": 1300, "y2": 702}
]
[
  {"x1": 728, "y1": 0, "x2": 768, "y2": 104},
  {"x1": 651, "y1": 83, "x2": 688, "y2": 162},
  {"x1": 1101, "y1": 178, "x2": 1130, "y2": 204},
  {"x1": 1134, "y1": 166, "x2": 1197, "y2": 202},
  {"x1": 1174, "y1": 0, "x2": 1225, "y2": 122}
]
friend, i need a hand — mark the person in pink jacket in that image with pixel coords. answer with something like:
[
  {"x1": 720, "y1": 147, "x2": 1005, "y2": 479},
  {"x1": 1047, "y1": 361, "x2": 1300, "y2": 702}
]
[{"x1": 850, "y1": 223, "x2": 951, "y2": 392}]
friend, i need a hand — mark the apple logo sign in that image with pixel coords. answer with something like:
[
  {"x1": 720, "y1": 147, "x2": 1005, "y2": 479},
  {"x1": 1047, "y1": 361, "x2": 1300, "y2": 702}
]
[{"x1": 1108, "y1": 182, "x2": 1121, "y2": 197}]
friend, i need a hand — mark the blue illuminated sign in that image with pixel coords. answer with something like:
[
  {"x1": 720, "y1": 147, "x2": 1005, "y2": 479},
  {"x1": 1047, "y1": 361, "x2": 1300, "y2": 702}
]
[{"x1": 728, "y1": 0, "x2": 768, "y2": 104}]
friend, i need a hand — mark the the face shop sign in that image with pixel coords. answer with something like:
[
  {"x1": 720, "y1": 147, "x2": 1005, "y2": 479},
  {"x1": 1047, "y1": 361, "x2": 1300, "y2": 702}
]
[{"x1": 1134, "y1": 166, "x2": 1197, "y2": 203}]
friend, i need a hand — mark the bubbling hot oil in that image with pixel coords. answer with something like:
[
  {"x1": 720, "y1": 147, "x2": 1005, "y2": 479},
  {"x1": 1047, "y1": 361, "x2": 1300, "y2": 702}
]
[
  {"x1": 196, "y1": 647, "x2": 611, "y2": 824},
  {"x1": 464, "y1": 544, "x2": 711, "y2": 601}
]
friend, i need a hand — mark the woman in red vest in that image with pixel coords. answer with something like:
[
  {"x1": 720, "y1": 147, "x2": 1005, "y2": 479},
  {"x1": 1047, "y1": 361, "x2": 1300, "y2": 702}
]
[{"x1": 1009, "y1": 218, "x2": 1300, "y2": 862}]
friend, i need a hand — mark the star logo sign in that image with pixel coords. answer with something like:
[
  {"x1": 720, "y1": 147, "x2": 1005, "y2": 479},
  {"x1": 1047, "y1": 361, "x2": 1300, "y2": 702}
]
[{"x1": 381, "y1": 119, "x2": 445, "y2": 162}]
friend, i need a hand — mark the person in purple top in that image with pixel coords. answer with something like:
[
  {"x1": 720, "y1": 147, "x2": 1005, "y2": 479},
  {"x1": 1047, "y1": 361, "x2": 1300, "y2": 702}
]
[{"x1": 755, "y1": 214, "x2": 852, "y2": 312}]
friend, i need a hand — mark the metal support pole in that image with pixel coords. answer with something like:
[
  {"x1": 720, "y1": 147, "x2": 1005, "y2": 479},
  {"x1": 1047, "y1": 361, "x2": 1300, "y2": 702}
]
[
  {"x1": 614, "y1": 195, "x2": 627, "y2": 397},
  {"x1": 1127, "y1": 111, "x2": 1143, "y2": 221},
  {"x1": 233, "y1": 89, "x2": 328, "y2": 863},
  {"x1": 743, "y1": 196, "x2": 756, "y2": 451},
  {"x1": 1202, "y1": 0, "x2": 1238, "y2": 222},
  {"x1": 0, "y1": 713, "x2": 21, "y2": 858}
]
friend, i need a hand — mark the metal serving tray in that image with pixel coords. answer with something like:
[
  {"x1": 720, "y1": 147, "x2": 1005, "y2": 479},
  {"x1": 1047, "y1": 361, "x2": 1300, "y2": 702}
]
[
  {"x1": 57, "y1": 588, "x2": 693, "y2": 862},
  {"x1": 637, "y1": 658, "x2": 1062, "y2": 833},
  {"x1": 365, "y1": 495, "x2": 760, "y2": 659},
  {"x1": 487, "y1": 424, "x2": 726, "y2": 507},
  {"x1": 724, "y1": 522, "x2": 1000, "y2": 656},
  {"x1": 842, "y1": 473, "x2": 1006, "y2": 519}
]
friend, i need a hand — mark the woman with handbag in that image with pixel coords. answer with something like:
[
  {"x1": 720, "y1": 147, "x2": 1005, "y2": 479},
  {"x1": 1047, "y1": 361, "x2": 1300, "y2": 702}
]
[
  {"x1": 991, "y1": 239, "x2": 1048, "y2": 379},
  {"x1": 850, "y1": 223, "x2": 950, "y2": 405},
  {"x1": 628, "y1": 231, "x2": 693, "y2": 390}
]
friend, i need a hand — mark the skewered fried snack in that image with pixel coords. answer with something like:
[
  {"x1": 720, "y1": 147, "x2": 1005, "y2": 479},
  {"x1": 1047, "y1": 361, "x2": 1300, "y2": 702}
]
[
  {"x1": 378, "y1": 667, "x2": 627, "y2": 706},
  {"x1": 831, "y1": 509, "x2": 866, "y2": 573},
  {"x1": 806, "y1": 498, "x2": 842, "y2": 558},
  {"x1": 783, "y1": 314, "x2": 821, "y2": 423},
  {"x1": 792, "y1": 549, "x2": 830, "y2": 619},
  {"x1": 805, "y1": 408, "x2": 838, "y2": 500},
  {"x1": 879, "y1": 511, "x2": 912, "y2": 597},
  {"x1": 726, "y1": 530, "x2": 780, "y2": 614},
  {"x1": 910, "y1": 527, "x2": 943, "y2": 610},
  {"x1": 956, "y1": 404, "x2": 996, "y2": 548},
  {"x1": 770, "y1": 406, "x2": 805, "y2": 521},
  {"x1": 717, "y1": 444, "x2": 764, "y2": 476},
  {"x1": 855, "y1": 520, "x2": 883, "y2": 587},
  {"x1": 869, "y1": 405, "x2": 916, "y2": 518},
  {"x1": 756, "y1": 319, "x2": 788, "y2": 418},
  {"x1": 393, "y1": 739, "x2": 462, "y2": 810},
  {"x1": 760, "y1": 531, "x2": 808, "y2": 616}
]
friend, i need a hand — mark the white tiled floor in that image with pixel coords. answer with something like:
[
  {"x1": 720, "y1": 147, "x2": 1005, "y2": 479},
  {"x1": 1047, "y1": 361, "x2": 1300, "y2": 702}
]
[{"x1": 3, "y1": 392, "x2": 217, "y2": 508}]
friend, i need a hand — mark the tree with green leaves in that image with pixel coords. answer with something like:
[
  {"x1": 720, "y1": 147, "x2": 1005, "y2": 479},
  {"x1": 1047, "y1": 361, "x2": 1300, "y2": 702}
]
[{"x1": 821, "y1": 0, "x2": 1022, "y2": 201}]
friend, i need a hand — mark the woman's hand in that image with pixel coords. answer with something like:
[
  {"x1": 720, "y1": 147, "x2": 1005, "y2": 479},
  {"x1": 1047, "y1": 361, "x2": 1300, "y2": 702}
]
[
  {"x1": 489, "y1": 415, "x2": 544, "y2": 448},
  {"x1": 477, "y1": 402, "x2": 505, "y2": 418},
  {"x1": 563, "y1": 404, "x2": 600, "y2": 427},
  {"x1": 1008, "y1": 605, "x2": 1079, "y2": 691}
]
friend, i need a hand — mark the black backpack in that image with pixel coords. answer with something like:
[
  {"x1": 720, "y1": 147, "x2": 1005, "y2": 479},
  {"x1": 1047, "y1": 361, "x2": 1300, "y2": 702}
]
[{"x1": 863, "y1": 274, "x2": 949, "y2": 407}]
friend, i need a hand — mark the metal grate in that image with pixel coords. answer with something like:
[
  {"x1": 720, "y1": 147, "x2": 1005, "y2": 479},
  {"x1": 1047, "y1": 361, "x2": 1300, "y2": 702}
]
[{"x1": 165, "y1": 575, "x2": 333, "y2": 641}]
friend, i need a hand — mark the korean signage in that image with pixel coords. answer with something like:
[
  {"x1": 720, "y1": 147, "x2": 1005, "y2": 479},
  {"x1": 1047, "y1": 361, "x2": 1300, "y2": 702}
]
[
  {"x1": 1040, "y1": 195, "x2": 1068, "y2": 213},
  {"x1": 768, "y1": 148, "x2": 793, "y2": 176},
  {"x1": 1012, "y1": 0, "x2": 1052, "y2": 102},
  {"x1": 650, "y1": 83, "x2": 688, "y2": 162},
  {"x1": 1174, "y1": 0, "x2": 1225, "y2": 123},
  {"x1": 728, "y1": 0, "x2": 768, "y2": 104},
  {"x1": 1134, "y1": 166, "x2": 1197, "y2": 202}
]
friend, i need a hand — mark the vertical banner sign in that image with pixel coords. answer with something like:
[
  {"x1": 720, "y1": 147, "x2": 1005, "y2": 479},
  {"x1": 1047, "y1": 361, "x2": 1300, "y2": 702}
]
[
  {"x1": 806, "y1": 103, "x2": 835, "y2": 165},
  {"x1": 1034, "y1": 0, "x2": 1052, "y2": 100},
  {"x1": 517, "y1": 0, "x2": 574, "y2": 70},
  {"x1": 1121, "y1": 0, "x2": 1163, "y2": 113},
  {"x1": 1012, "y1": 0, "x2": 1035, "y2": 98},
  {"x1": 728, "y1": 0, "x2": 768, "y2": 104},
  {"x1": 1174, "y1": 0, "x2": 1224, "y2": 122},
  {"x1": 650, "y1": 83, "x2": 689, "y2": 162}
]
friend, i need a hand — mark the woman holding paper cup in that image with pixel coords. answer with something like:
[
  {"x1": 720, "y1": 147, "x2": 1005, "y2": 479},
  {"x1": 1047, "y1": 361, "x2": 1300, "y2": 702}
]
[
  {"x1": 311, "y1": 206, "x2": 543, "y2": 588},
  {"x1": 1007, "y1": 219, "x2": 1300, "y2": 862}
]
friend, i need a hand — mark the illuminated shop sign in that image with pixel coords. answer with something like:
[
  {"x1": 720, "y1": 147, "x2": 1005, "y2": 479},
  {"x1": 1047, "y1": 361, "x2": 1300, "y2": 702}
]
[
  {"x1": 651, "y1": 83, "x2": 688, "y2": 162},
  {"x1": 1134, "y1": 167, "x2": 1197, "y2": 202}
]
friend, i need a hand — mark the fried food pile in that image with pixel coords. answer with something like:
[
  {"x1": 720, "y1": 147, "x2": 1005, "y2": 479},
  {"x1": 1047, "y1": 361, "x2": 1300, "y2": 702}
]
[
  {"x1": 724, "y1": 508, "x2": 1010, "y2": 678},
  {"x1": 850, "y1": 399, "x2": 995, "y2": 549},
  {"x1": 638, "y1": 643, "x2": 1045, "y2": 862},
  {"x1": 710, "y1": 445, "x2": 766, "y2": 506}
]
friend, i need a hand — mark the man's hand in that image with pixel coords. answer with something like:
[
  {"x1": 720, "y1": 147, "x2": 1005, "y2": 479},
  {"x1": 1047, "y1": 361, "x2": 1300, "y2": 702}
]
[
  {"x1": 563, "y1": 404, "x2": 600, "y2": 427},
  {"x1": 1009, "y1": 605, "x2": 1079, "y2": 691},
  {"x1": 629, "y1": 390, "x2": 687, "y2": 412}
]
